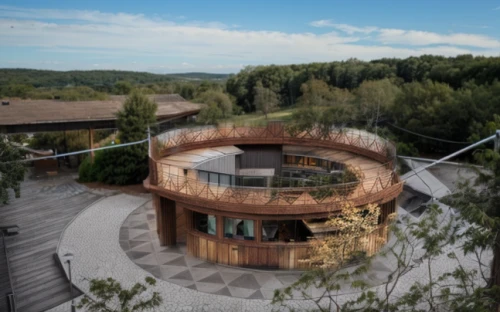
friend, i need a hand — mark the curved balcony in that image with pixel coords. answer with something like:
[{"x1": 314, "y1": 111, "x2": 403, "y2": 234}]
[{"x1": 146, "y1": 124, "x2": 403, "y2": 217}]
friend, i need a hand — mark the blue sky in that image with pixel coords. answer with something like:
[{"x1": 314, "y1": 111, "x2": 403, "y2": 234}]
[{"x1": 1, "y1": 0, "x2": 500, "y2": 73}]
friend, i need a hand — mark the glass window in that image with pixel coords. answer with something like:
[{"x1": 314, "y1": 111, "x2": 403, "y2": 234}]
[
  {"x1": 193, "y1": 212, "x2": 216, "y2": 235},
  {"x1": 262, "y1": 220, "x2": 279, "y2": 241},
  {"x1": 224, "y1": 218, "x2": 254, "y2": 240},
  {"x1": 219, "y1": 174, "x2": 230, "y2": 186},
  {"x1": 199, "y1": 171, "x2": 209, "y2": 183},
  {"x1": 309, "y1": 158, "x2": 317, "y2": 166},
  {"x1": 209, "y1": 172, "x2": 219, "y2": 185},
  {"x1": 262, "y1": 220, "x2": 313, "y2": 242}
]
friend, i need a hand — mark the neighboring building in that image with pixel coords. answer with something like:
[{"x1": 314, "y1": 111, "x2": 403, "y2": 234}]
[
  {"x1": 144, "y1": 122, "x2": 403, "y2": 269},
  {"x1": 0, "y1": 95, "x2": 202, "y2": 159}
]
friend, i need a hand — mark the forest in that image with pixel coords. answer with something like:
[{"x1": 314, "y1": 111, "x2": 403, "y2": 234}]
[
  {"x1": 224, "y1": 55, "x2": 500, "y2": 156},
  {"x1": 3, "y1": 54, "x2": 500, "y2": 157}
]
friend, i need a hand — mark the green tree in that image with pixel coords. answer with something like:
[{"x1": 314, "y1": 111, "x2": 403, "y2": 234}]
[
  {"x1": 297, "y1": 78, "x2": 334, "y2": 107},
  {"x1": 253, "y1": 81, "x2": 280, "y2": 119},
  {"x1": 114, "y1": 81, "x2": 133, "y2": 95},
  {"x1": 274, "y1": 204, "x2": 495, "y2": 312},
  {"x1": 81, "y1": 92, "x2": 157, "y2": 185},
  {"x1": 77, "y1": 276, "x2": 162, "y2": 312},
  {"x1": 196, "y1": 103, "x2": 223, "y2": 125},
  {"x1": 194, "y1": 90, "x2": 233, "y2": 118},
  {"x1": 0, "y1": 136, "x2": 25, "y2": 204},
  {"x1": 180, "y1": 84, "x2": 196, "y2": 100},
  {"x1": 443, "y1": 150, "x2": 500, "y2": 310},
  {"x1": 356, "y1": 79, "x2": 400, "y2": 133}
]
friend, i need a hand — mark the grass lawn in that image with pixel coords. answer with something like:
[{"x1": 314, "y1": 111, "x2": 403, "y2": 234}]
[{"x1": 223, "y1": 108, "x2": 296, "y2": 126}]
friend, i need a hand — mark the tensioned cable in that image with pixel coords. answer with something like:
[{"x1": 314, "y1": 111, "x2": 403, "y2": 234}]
[
  {"x1": 386, "y1": 122, "x2": 470, "y2": 144},
  {"x1": 2, "y1": 138, "x2": 148, "y2": 164}
]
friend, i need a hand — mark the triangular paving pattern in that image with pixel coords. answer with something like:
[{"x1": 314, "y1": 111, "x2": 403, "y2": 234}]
[
  {"x1": 211, "y1": 286, "x2": 231, "y2": 297},
  {"x1": 146, "y1": 267, "x2": 162, "y2": 279},
  {"x1": 132, "y1": 232, "x2": 152, "y2": 242},
  {"x1": 228, "y1": 273, "x2": 261, "y2": 290},
  {"x1": 193, "y1": 262, "x2": 218, "y2": 269},
  {"x1": 126, "y1": 251, "x2": 150, "y2": 260},
  {"x1": 228, "y1": 286, "x2": 256, "y2": 298},
  {"x1": 134, "y1": 254, "x2": 159, "y2": 266},
  {"x1": 164, "y1": 256, "x2": 188, "y2": 267},
  {"x1": 129, "y1": 242, "x2": 154, "y2": 253},
  {"x1": 170, "y1": 270, "x2": 194, "y2": 281},
  {"x1": 195, "y1": 282, "x2": 226, "y2": 293},
  {"x1": 129, "y1": 240, "x2": 149, "y2": 249},
  {"x1": 128, "y1": 229, "x2": 149, "y2": 240},
  {"x1": 220, "y1": 272, "x2": 244, "y2": 285},
  {"x1": 190, "y1": 267, "x2": 218, "y2": 282},
  {"x1": 247, "y1": 290, "x2": 264, "y2": 299},
  {"x1": 157, "y1": 252, "x2": 183, "y2": 265},
  {"x1": 160, "y1": 265, "x2": 187, "y2": 279},
  {"x1": 186, "y1": 284, "x2": 197, "y2": 291},
  {"x1": 132, "y1": 223, "x2": 150, "y2": 230},
  {"x1": 197, "y1": 272, "x2": 225, "y2": 284}
]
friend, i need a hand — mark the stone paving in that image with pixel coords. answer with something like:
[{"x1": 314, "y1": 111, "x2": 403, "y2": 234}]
[
  {"x1": 56, "y1": 193, "x2": 491, "y2": 312},
  {"x1": 119, "y1": 204, "x2": 303, "y2": 300},
  {"x1": 56, "y1": 194, "x2": 320, "y2": 311}
]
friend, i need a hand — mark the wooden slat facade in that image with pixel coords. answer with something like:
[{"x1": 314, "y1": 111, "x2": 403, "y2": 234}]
[
  {"x1": 148, "y1": 125, "x2": 402, "y2": 269},
  {"x1": 183, "y1": 198, "x2": 395, "y2": 269}
]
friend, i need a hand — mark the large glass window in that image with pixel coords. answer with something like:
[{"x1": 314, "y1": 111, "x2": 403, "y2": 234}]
[
  {"x1": 224, "y1": 218, "x2": 254, "y2": 240},
  {"x1": 262, "y1": 220, "x2": 312, "y2": 242},
  {"x1": 193, "y1": 212, "x2": 216, "y2": 235}
]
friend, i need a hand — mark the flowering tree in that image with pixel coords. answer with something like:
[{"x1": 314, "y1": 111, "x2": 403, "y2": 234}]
[{"x1": 273, "y1": 202, "x2": 383, "y2": 311}]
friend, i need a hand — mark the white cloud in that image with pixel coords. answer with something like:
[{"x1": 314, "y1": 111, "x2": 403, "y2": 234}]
[
  {"x1": 494, "y1": 6, "x2": 500, "y2": 10},
  {"x1": 310, "y1": 19, "x2": 378, "y2": 34},
  {"x1": 0, "y1": 6, "x2": 499, "y2": 72},
  {"x1": 311, "y1": 19, "x2": 500, "y2": 49},
  {"x1": 377, "y1": 28, "x2": 500, "y2": 48}
]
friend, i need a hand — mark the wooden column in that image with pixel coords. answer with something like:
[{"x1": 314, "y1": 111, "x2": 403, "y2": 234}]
[
  {"x1": 156, "y1": 196, "x2": 177, "y2": 246},
  {"x1": 153, "y1": 194, "x2": 160, "y2": 236},
  {"x1": 255, "y1": 219, "x2": 262, "y2": 243},
  {"x1": 216, "y1": 215, "x2": 224, "y2": 240}
]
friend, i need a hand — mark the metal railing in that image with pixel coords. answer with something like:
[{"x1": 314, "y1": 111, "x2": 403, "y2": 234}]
[{"x1": 149, "y1": 125, "x2": 401, "y2": 207}]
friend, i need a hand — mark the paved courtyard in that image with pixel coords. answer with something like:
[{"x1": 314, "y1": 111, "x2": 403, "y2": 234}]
[
  {"x1": 52, "y1": 190, "x2": 490, "y2": 311},
  {"x1": 120, "y1": 204, "x2": 303, "y2": 300}
]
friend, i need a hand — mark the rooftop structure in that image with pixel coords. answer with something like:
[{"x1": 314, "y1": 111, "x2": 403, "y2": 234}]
[
  {"x1": 0, "y1": 94, "x2": 202, "y2": 133},
  {"x1": 144, "y1": 122, "x2": 403, "y2": 269}
]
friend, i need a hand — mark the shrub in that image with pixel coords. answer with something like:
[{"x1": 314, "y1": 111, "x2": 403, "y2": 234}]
[{"x1": 78, "y1": 156, "x2": 97, "y2": 182}]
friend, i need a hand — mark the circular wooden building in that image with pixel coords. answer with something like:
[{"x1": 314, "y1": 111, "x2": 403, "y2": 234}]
[{"x1": 144, "y1": 122, "x2": 403, "y2": 269}]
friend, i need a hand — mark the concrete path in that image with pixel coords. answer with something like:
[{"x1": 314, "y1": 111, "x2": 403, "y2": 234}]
[
  {"x1": 56, "y1": 194, "x2": 322, "y2": 311},
  {"x1": 56, "y1": 193, "x2": 491, "y2": 311}
]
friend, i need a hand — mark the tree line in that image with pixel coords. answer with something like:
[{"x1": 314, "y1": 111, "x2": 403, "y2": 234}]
[{"x1": 224, "y1": 55, "x2": 500, "y2": 155}]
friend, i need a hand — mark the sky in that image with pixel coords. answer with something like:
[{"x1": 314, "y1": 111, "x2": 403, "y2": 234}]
[{"x1": 1, "y1": 0, "x2": 500, "y2": 74}]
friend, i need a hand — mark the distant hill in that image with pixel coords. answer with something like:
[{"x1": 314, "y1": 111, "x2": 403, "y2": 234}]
[
  {"x1": 165, "y1": 72, "x2": 231, "y2": 80},
  {"x1": 0, "y1": 69, "x2": 230, "y2": 88}
]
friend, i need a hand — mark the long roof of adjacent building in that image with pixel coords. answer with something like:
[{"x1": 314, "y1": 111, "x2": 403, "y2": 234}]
[{"x1": 0, "y1": 94, "x2": 202, "y2": 126}]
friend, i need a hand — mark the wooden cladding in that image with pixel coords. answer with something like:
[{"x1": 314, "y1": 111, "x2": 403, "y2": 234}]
[
  {"x1": 167, "y1": 200, "x2": 395, "y2": 269},
  {"x1": 187, "y1": 225, "x2": 388, "y2": 269},
  {"x1": 187, "y1": 231, "x2": 311, "y2": 270},
  {"x1": 153, "y1": 194, "x2": 177, "y2": 246}
]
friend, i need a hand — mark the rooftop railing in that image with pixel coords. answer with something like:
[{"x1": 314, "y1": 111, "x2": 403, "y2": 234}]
[{"x1": 148, "y1": 124, "x2": 402, "y2": 209}]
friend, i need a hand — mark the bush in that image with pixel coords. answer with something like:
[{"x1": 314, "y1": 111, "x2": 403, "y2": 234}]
[{"x1": 78, "y1": 156, "x2": 97, "y2": 182}]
